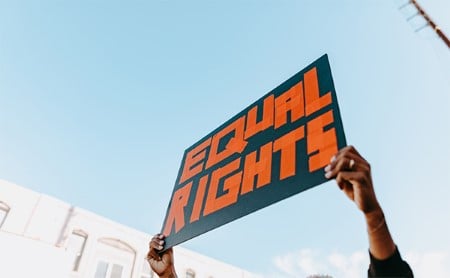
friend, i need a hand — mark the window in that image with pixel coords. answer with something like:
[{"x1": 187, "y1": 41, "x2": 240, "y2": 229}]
[
  {"x1": 94, "y1": 238, "x2": 135, "y2": 278},
  {"x1": 94, "y1": 261, "x2": 109, "y2": 278},
  {"x1": 94, "y1": 261, "x2": 124, "y2": 278},
  {"x1": 0, "y1": 202, "x2": 10, "y2": 229},
  {"x1": 141, "y1": 258, "x2": 153, "y2": 278},
  {"x1": 186, "y1": 269, "x2": 196, "y2": 278},
  {"x1": 110, "y1": 264, "x2": 123, "y2": 278},
  {"x1": 67, "y1": 230, "x2": 88, "y2": 271}
]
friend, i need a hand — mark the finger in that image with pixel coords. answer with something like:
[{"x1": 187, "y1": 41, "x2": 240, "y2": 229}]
[
  {"x1": 148, "y1": 257, "x2": 156, "y2": 265},
  {"x1": 146, "y1": 252, "x2": 157, "y2": 262},
  {"x1": 148, "y1": 236, "x2": 165, "y2": 260},
  {"x1": 341, "y1": 180, "x2": 355, "y2": 201},
  {"x1": 346, "y1": 145, "x2": 364, "y2": 159},
  {"x1": 336, "y1": 171, "x2": 367, "y2": 187},
  {"x1": 336, "y1": 172, "x2": 351, "y2": 190},
  {"x1": 336, "y1": 145, "x2": 362, "y2": 157},
  {"x1": 344, "y1": 145, "x2": 369, "y2": 166},
  {"x1": 329, "y1": 146, "x2": 367, "y2": 167},
  {"x1": 153, "y1": 234, "x2": 165, "y2": 245},
  {"x1": 326, "y1": 149, "x2": 352, "y2": 172},
  {"x1": 333, "y1": 145, "x2": 358, "y2": 160},
  {"x1": 325, "y1": 150, "x2": 369, "y2": 179},
  {"x1": 149, "y1": 234, "x2": 160, "y2": 247},
  {"x1": 150, "y1": 238, "x2": 164, "y2": 251},
  {"x1": 151, "y1": 233, "x2": 165, "y2": 241},
  {"x1": 325, "y1": 153, "x2": 364, "y2": 178},
  {"x1": 148, "y1": 248, "x2": 161, "y2": 261},
  {"x1": 335, "y1": 147, "x2": 366, "y2": 168}
]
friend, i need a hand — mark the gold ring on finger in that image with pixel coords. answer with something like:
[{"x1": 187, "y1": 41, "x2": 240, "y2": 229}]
[{"x1": 349, "y1": 159, "x2": 355, "y2": 170}]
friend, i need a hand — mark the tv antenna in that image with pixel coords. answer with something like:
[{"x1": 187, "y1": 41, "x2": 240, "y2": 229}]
[{"x1": 398, "y1": 0, "x2": 450, "y2": 49}]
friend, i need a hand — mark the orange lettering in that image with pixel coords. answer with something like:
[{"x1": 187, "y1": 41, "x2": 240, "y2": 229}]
[
  {"x1": 273, "y1": 126, "x2": 305, "y2": 180},
  {"x1": 189, "y1": 175, "x2": 209, "y2": 223},
  {"x1": 274, "y1": 82, "x2": 305, "y2": 129},
  {"x1": 244, "y1": 95, "x2": 274, "y2": 139},
  {"x1": 241, "y1": 142, "x2": 273, "y2": 195},
  {"x1": 307, "y1": 110, "x2": 337, "y2": 172},
  {"x1": 203, "y1": 158, "x2": 242, "y2": 216},
  {"x1": 162, "y1": 182, "x2": 192, "y2": 236},
  {"x1": 206, "y1": 116, "x2": 247, "y2": 169},
  {"x1": 180, "y1": 138, "x2": 212, "y2": 183},
  {"x1": 304, "y1": 67, "x2": 332, "y2": 116}
]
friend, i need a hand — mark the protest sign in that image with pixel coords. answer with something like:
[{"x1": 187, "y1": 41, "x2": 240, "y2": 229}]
[{"x1": 160, "y1": 54, "x2": 346, "y2": 249}]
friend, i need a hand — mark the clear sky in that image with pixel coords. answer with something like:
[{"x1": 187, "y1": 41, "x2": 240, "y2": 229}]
[{"x1": 1, "y1": 0, "x2": 449, "y2": 277}]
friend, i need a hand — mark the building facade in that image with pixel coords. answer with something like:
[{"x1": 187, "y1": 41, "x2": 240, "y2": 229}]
[{"x1": 0, "y1": 180, "x2": 258, "y2": 278}]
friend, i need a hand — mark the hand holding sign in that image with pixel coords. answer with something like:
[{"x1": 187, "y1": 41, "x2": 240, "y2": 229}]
[
  {"x1": 323, "y1": 146, "x2": 413, "y2": 276},
  {"x1": 325, "y1": 146, "x2": 381, "y2": 214},
  {"x1": 146, "y1": 234, "x2": 177, "y2": 278},
  {"x1": 153, "y1": 55, "x2": 413, "y2": 276},
  {"x1": 149, "y1": 145, "x2": 414, "y2": 277}
]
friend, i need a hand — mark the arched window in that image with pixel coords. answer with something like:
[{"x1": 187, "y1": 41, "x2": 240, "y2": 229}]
[
  {"x1": 67, "y1": 229, "x2": 88, "y2": 271},
  {"x1": 93, "y1": 237, "x2": 137, "y2": 278},
  {"x1": 0, "y1": 201, "x2": 10, "y2": 229},
  {"x1": 185, "y1": 269, "x2": 196, "y2": 278}
]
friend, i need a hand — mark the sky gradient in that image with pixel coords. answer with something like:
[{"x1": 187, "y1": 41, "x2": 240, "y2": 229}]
[{"x1": 1, "y1": 0, "x2": 449, "y2": 276}]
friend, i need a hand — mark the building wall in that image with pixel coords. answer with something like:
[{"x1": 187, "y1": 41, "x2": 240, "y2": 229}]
[
  {"x1": 0, "y1": 180, "x2": 258, "y2": 278},
  {"x1": 0, "y1": 230, "x2": 72, "y2": 277}
]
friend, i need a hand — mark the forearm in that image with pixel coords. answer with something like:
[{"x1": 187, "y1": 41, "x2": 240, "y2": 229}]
[
  {"x1": 364, "y1": 207, "x2": 396, "y2": 260},
  {"x1": 159, "y1": 271, "x2": 177, "y2": 278},
  {"x1": 158, "y1": 267, "x2": 177, "y2": 278},
  {"x1": 159, "y1": 274, "x2": 177, "y2": 278}
]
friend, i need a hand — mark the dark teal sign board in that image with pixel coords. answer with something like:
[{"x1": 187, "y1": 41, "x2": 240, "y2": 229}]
[{"x1": 160, "y1": 54, "x2": 346, "y2": 250}]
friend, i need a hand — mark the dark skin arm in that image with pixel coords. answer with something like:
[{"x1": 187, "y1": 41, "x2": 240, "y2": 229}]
[
  {"x1": 324, "y1": 145, "x2": 396, "y2": 260},
  {"x1": 146, "y1": 234, "x2": 178, "y2": 278}
]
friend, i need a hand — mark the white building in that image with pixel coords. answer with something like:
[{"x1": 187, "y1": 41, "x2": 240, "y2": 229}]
[{"x1": 0, "y1": 180, "x2": 258, "y2": 278}]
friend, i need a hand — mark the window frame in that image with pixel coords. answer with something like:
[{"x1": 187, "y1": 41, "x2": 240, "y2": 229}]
[
  {"x1": 94, "y1": 260, "x2": 127, "y2": 278},
  {"x1": 68, "y1": 229, "x2": 88, "y2": 272},
  {"x1": 0, "y1": 201, "x2": 10, "y2": 229}
]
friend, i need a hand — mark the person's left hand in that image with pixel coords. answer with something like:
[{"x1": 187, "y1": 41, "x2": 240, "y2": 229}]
[{"x1": 147, "y1": 234, "x2": 176, "y2": 277}]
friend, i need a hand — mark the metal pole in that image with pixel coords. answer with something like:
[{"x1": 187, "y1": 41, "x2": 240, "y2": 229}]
[{"x1": 410, "y1": 0, "x2": 450, "y2": 48}]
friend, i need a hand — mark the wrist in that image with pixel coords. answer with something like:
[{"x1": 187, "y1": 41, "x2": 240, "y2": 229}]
[
  {"x1": 366, "y1": 210, "x2": 386, "y2": 234},
  {"x1": 364, "y1": 207, "x2": 384, "y2": 232},
  {"x1": 364, "y1": 206, "x2": 396, "y2": 260},
  {"x1": 364, "y1": 206, "x2": 382, "y2": 219}
]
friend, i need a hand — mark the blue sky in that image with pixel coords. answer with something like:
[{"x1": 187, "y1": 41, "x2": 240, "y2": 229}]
[{"x1": 1, "y1": 0, "x2": 449, "y2": 277}]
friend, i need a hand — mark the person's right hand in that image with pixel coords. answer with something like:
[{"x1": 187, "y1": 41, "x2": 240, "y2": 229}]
[
  {"x1": 324, "y1": 145, "x2": 381, "y2": 215},
  {"x1": 147, "y1": 234, "x2": 177, "y2": 278}
]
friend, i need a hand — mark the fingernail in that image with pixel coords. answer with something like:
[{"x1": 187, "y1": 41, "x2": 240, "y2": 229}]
[
  {"x1": 158, "y1": 245, "x2": 163, "y2": 250},
  {"x1": 324, "y1": 165, "x2": 331, "y2": 172},
  {"x1": 159, "y1": 240, "x2": 164, "y2": 245},
  {"x1": 325, "y1": 171, "x2": 332, "y2": 179},
  {"x1": 330, "y1": 156, "x2": 336, "y2": 163}
]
